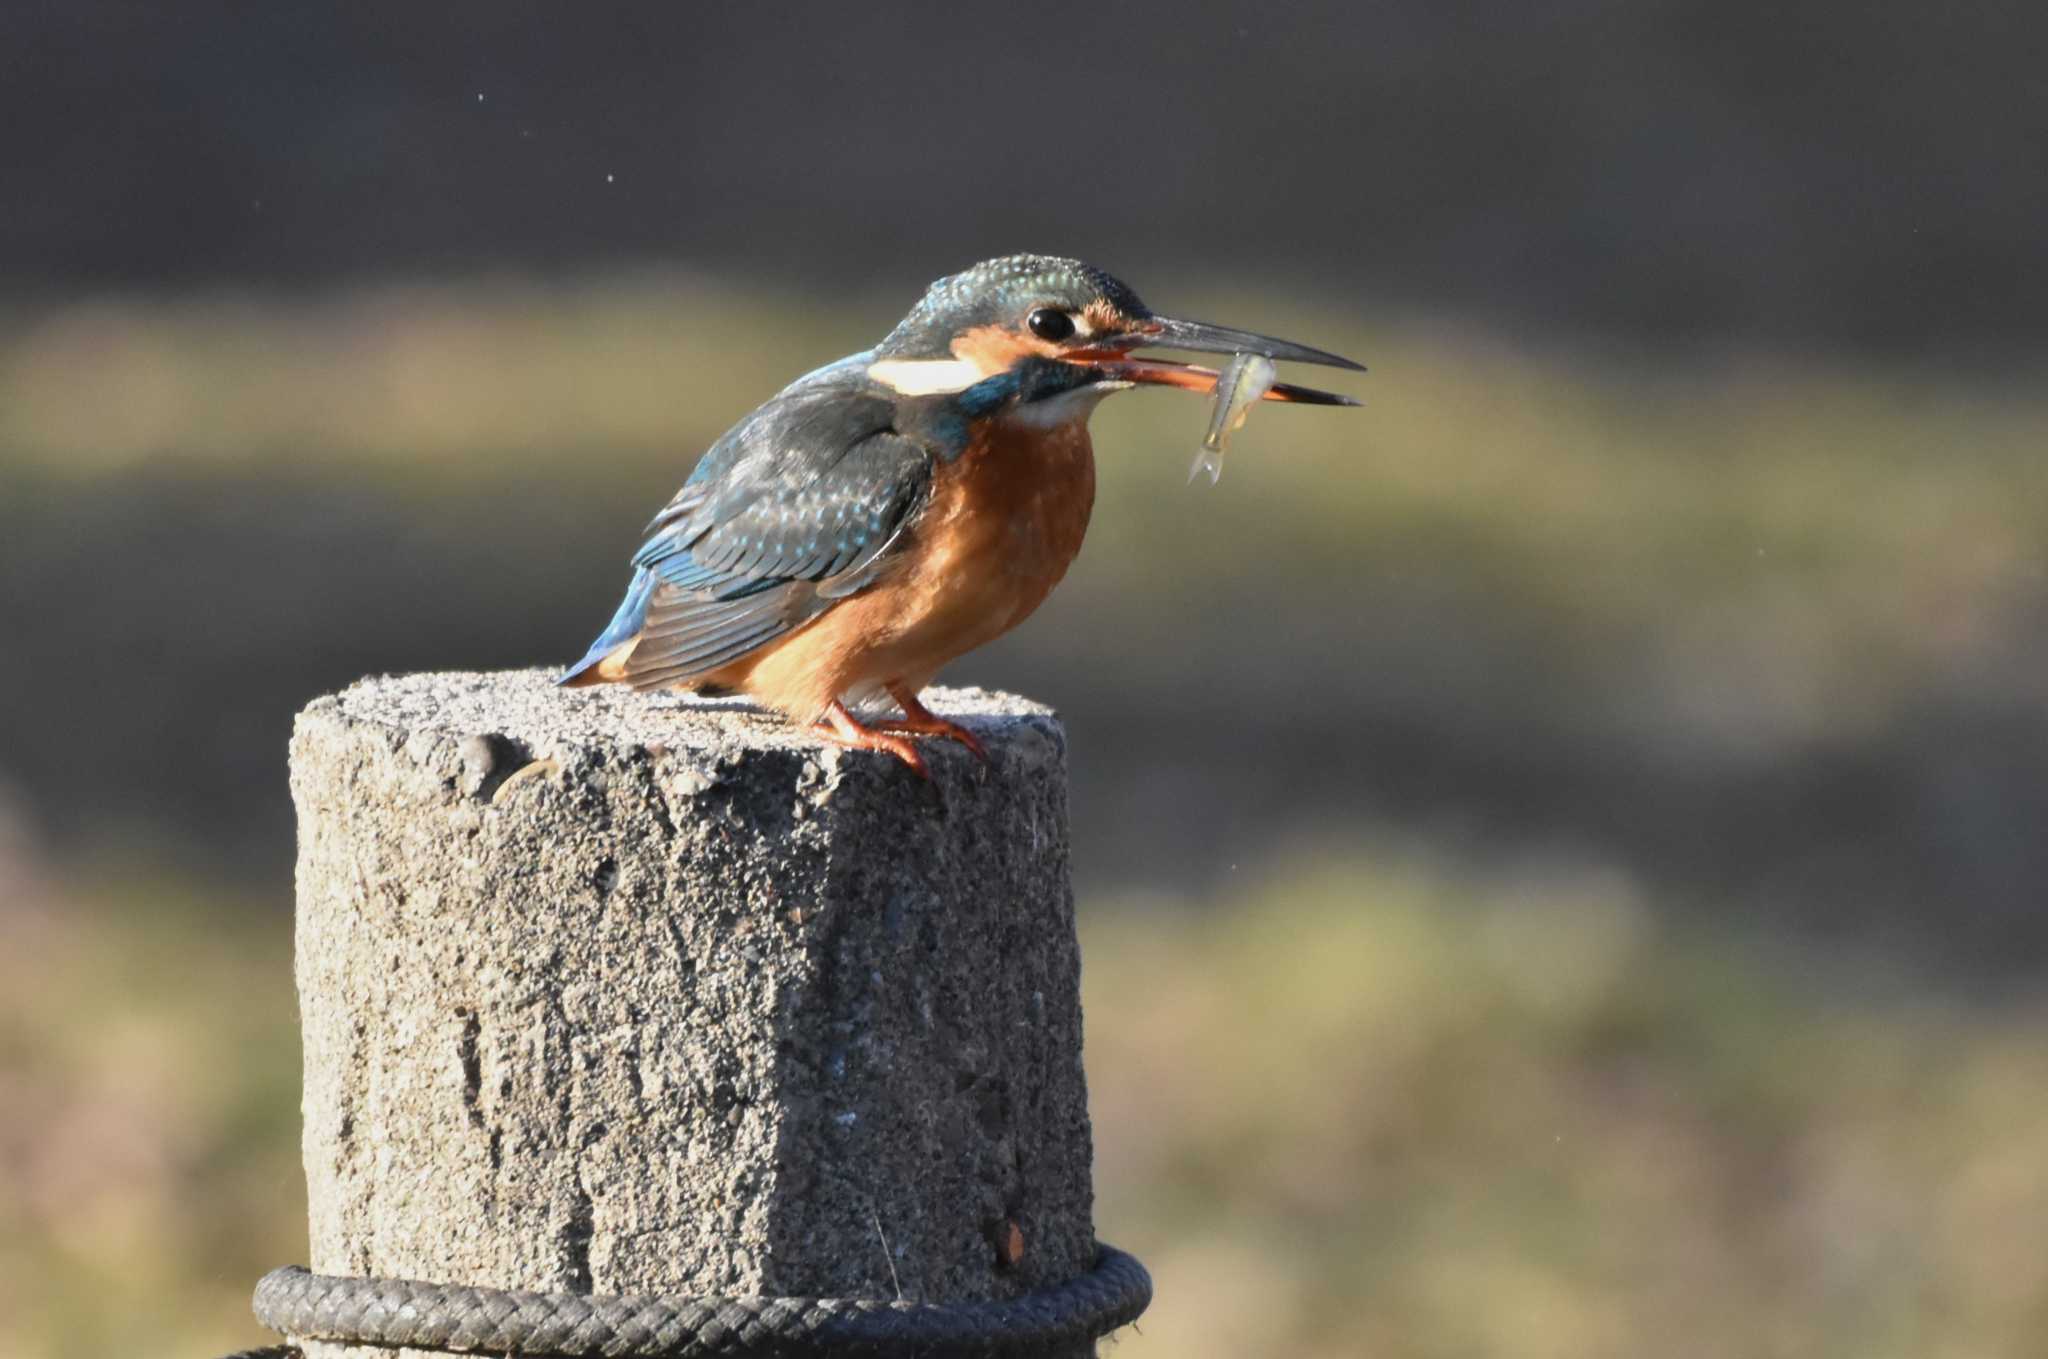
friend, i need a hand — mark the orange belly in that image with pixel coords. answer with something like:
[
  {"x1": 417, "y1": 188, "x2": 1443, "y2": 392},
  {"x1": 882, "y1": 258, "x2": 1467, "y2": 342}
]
[{"x1": 701, "y1": 417, "x2": 1096, "y2": 720}]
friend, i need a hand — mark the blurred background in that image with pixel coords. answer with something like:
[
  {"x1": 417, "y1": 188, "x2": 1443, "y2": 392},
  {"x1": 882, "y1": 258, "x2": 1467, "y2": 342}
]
[{"x1": 4, "y1": 3, "x2": 2047, "y2": 1356}]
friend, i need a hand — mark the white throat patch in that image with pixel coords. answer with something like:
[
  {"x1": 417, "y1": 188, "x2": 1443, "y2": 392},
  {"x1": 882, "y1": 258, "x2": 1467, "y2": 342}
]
[{"x1": 866, "y1": 357, "x2": 986, "y2": 396}]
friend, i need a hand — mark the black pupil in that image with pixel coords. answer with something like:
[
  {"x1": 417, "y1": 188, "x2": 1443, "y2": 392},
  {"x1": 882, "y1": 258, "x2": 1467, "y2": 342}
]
[{"x1": 1029, "y1": 308, "x2": 1075, "y2": 342}]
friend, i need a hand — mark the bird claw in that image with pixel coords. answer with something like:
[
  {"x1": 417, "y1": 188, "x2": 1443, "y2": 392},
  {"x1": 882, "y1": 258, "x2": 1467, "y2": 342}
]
[
  {"x1": 815, "y1": 702, "x2": 931, "y2": 779},
  {"x1": 812, "y1": 693, "x2": 991, "y2": 778},
  {"x1": 871, "y1": 716, "x2": 989, "y2": 764},
  {"x1": 881, "y1": 684, "x2": 991, "y2": 764}
]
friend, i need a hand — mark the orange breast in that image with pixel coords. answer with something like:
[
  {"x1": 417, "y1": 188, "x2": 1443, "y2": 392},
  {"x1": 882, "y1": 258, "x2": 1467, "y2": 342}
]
[{"x1": 705, "y1": 416, "x2": 1097, "y2": 720}]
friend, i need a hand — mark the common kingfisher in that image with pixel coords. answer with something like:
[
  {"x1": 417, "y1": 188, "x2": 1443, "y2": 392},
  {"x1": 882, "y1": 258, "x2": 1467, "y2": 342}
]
[{"x1": 561, "y1": 254, "x2": 1363, "y2": 775}]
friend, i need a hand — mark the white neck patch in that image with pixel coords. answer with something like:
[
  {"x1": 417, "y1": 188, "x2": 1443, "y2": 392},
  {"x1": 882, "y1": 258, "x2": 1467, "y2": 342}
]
[{"x1": 867, "y1": 357, "x2": 986, "y2": 396}]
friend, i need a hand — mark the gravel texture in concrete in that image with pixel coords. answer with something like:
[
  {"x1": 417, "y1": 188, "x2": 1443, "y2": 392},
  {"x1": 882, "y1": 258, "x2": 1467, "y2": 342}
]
[{"x1": 289, "y1": 670, "x2": 1093, "y2": 1357}]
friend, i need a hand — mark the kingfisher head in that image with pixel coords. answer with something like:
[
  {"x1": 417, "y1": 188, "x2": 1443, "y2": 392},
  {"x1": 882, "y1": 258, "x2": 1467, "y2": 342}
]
[{"x1": 867, "y1": 253, "x2": 1363, "y2": 419}]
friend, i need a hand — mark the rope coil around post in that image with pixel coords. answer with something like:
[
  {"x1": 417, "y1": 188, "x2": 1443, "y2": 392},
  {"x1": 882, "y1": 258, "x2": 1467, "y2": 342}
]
[{"x1": 240, "y1": 1241, "x2": 1149, "y2": 1357}]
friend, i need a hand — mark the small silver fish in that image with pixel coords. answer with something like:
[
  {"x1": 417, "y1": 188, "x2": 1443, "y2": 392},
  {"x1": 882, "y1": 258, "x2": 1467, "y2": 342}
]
[{"x1": 1189, "y1": 352, "x2": 1277, "y2": 484}]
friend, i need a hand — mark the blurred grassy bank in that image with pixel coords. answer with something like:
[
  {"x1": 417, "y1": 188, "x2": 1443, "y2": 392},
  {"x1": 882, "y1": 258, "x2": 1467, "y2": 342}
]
[
  {"x1": 1088, "y1": 843, "x2": 2048, "y2": 1359},
  {"x1": 5, "y1": 841, "x2": 2047, "y2": 1359},
  {"x1": 4, "y1": 273, "x2": 2047, "y2": 961},
  {"x1": 3, "y1": 272, "x2": 2048, "y2": 1355}
]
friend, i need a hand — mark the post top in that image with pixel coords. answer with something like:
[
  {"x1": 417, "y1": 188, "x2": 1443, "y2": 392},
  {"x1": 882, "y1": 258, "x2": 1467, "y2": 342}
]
[{"x1": 298, "y1": 669, "x2": 1062, "y2": 770}]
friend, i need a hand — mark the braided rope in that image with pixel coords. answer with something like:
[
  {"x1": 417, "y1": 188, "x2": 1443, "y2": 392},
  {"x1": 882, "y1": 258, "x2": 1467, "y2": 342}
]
[{"x1": 245, "y1": 1242, "x2": 1149, "y2": 1357}]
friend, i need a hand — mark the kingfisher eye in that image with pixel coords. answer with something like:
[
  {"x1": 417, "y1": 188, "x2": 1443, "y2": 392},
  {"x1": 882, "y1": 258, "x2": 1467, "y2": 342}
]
[{"x1": 1027, "y1": 307, "x2": 1076, "y2": 342}]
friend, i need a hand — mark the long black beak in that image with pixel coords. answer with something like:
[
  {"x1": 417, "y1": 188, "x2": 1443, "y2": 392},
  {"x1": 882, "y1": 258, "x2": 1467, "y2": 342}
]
[
  {"x1": 1077, "y1": 313, "x2": 1365, "y2": 406},
  {"x1": 1140, "y1": 315, "x2": 1366, "y2": 373}
]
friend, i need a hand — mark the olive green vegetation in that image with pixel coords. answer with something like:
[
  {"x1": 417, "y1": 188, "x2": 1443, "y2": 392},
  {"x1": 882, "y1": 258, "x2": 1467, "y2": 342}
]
[
  {"x1": 7, "y1": 851, "x2": 2048, "y2": 1359},
  {"x1": 4, "y1": 276, "x2": 2048, "y2": 1357},
  {"x1": 8, "y1": 275, "x2": 2042, "y2": 758},
  {"x1": 1089, "y1": 848, "x2": 2048, "y2": 1359},
  {"x1": 1, "y1": 872, "x2": 303, "y2": 1359}
]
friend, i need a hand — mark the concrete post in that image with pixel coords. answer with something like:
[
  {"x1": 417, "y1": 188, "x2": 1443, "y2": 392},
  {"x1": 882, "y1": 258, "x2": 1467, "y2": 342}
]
[{"x1": 287, "y1": 670, "x2": 1096, "y2": 1359}]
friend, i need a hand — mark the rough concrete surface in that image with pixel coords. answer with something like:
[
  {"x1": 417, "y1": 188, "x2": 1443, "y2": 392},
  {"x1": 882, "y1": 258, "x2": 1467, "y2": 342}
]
[{"x1": 288, "y1": 670, "x2": 1095, "y2": 1358}]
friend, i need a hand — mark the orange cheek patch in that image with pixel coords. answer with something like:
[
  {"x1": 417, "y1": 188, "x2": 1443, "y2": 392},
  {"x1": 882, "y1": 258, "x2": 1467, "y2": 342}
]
[{"x1": 951, "y1": 324, "x2": 1050, "y2": 374}]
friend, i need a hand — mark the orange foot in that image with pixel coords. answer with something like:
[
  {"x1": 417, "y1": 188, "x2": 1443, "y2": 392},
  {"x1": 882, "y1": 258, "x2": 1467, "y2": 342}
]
[
  {"x1": 815, "y1": 699, "x2": 929, "y2": 779},
  {"x1": 877, "y1": 682, "x2": 989, "y2": 763}
]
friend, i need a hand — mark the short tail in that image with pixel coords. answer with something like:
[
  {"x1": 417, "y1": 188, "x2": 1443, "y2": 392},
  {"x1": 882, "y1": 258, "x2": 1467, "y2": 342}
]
[{"x1": 558, "y1": 568, "x2": 655, "y2": 686}]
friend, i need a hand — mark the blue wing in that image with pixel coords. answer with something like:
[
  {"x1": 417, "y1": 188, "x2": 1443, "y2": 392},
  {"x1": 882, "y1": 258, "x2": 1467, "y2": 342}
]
[{"x1": 561, "y1": 371, "x2": 935, "y2": 690}]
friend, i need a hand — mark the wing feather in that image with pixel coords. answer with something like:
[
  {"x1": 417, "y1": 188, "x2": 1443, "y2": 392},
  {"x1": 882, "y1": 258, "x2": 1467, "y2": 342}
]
[{"x1": 598, "y1": 420, "x2": 935, "y2": 691}]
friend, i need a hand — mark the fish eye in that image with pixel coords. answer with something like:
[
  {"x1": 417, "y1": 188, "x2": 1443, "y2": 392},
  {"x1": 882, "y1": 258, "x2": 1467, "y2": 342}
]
[{"x1": 1027, "y1": 307, "x2": 1077, "y2": 342}]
